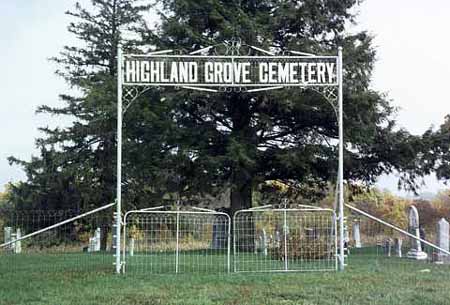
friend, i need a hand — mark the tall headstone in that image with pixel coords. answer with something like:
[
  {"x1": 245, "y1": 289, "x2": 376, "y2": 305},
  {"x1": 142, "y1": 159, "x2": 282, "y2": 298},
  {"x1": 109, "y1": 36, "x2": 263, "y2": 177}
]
[
  {"x1": 395, "y1": 238, "x2": 403, "y2": 258},
  {"x1": 352, "y1": 222, "x2": 362, "y2": 248},
  {"x1": 436, "y1": 218, "x2": 449, "y2": 263},
  {"x1": 88, "y1": 228, "x2": 102, "y2": 252},
  {"x1": 14, "y1": 229, "x2": 21, "y2": 254},
  {"x1": 94, "y1": 228, "x2": 101, "y2": 252},
  {"x1": 406, "y1": 206, "x2": 427, "y2": 260},
  {"x1": 129, "y1": 238, "x2": 135, "y2": 257},
  {"x1": 4, "y1": 227, "x2": 12, "y2": 251},
  {"x1": 261, "y1": 229, "x2": 268, "y2": 256}
]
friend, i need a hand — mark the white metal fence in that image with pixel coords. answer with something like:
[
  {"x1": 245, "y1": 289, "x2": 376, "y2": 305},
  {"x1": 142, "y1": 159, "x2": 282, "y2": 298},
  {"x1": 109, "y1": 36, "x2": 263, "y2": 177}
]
[
  {"x1": 345, "y1": 204, "x2": 450, "y2": 271},
  {"x1": 0, "y1": 203, "x2": 116, "y2": 275},
  {"x1": 1, "y1": 204, "x2": 342, "y2": 275},
  {"x1": 233, "y1": 205, "x2": 337, "y2": 273},
  {"x1": 122, "y1": 207, "x2": 231, "y2": 274}
]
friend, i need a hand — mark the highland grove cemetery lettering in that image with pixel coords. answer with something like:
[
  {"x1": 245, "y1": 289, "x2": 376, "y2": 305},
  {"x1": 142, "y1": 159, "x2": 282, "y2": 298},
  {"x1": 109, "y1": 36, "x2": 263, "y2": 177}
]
[{"x1": 123, "y1": 57, "x2": 337, "y2": 87}]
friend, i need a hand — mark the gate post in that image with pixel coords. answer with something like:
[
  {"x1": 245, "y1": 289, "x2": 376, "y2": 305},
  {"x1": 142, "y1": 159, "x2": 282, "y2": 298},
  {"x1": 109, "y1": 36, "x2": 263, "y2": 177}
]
[
  {"x1": 338, "y1": 46, "x2": 345, "y2": 271},
  {"x1": 115, "y1": 44, "x2": 123, "y2": 274},
  {"x1": 175, "y1": 208, "x2": 180, "y2": 273},
  {"x1": 283, "y1": 203, "x2": 288, "y2": 271}
]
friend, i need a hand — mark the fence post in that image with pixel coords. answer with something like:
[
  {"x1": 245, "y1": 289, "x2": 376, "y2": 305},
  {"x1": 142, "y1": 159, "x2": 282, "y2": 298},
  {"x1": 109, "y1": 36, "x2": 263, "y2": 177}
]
[
  {"x1": 283, "y1": 203, "x2": 288, "y2": 271},
  {"x1": 227, "y1": 216, "x2": 231, "y2": 273},
  {"x1": 338, "y1": 46, "x2": 345, "y2": 271},
  {"x1": 175, "y1": 208, "x2": 180, "y2": 274},
  {"x1": 115, "y1": 44, "x2": 123, "y2": 274},
  {"x1": 233, "y1": 213, "x2": 237, "y2": 273}
]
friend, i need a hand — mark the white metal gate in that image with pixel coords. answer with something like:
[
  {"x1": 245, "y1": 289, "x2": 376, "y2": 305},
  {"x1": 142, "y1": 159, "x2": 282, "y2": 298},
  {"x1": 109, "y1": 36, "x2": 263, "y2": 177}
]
[
  {"x1": 233, "y1": 205, "x2": 337, "y2": 273},
  {"x1": 122, "y1": 207, "x2": 231, "y2": 274}
]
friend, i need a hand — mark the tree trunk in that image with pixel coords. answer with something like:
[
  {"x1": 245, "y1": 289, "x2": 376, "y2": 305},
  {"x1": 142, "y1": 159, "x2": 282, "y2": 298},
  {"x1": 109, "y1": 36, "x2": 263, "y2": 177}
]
[
  {"x1": 230, "y1": 167, "x2": 254, "y2": 252},
  {"x1": 228, "y1": 93, "x2": 256, "y2": 251}
]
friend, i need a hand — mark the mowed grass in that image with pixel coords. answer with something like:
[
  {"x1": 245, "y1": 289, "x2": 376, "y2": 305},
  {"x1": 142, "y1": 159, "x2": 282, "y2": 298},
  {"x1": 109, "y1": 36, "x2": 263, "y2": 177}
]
[{"x1": 1, "y1": 251, "x2": 450, "y2": 305}]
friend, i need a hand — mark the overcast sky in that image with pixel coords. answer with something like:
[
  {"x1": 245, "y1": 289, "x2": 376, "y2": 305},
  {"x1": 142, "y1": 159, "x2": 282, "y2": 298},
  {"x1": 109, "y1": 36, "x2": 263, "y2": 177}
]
[{"x1": 0, "y1": 0, "x2": 448, "y2": 196}]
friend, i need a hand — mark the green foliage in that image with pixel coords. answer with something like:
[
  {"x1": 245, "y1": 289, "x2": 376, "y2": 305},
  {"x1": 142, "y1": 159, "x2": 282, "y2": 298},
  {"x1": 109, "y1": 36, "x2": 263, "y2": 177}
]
[
  {"x1": 148, "y1": 0, "x2": 442, "y2": 211},
  {"x1": 7, "y1": 0, "x2": 449, "y2": 214},
  {"x1": 7, "y1": 0, "x2": 165, "y2": 211},
  {"x1": 430, "y1": 115, "x2": 450, "y2": 181}
]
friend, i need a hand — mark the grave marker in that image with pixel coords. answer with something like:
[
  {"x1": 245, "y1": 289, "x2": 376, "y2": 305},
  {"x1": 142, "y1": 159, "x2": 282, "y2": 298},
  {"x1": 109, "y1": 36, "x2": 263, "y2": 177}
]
[
  {"x1": 406, "y1": 206, "x2": 427, "y2": 260},
  {"x1": 436, "y1": 218, "x2": 449, "y2": 263}
]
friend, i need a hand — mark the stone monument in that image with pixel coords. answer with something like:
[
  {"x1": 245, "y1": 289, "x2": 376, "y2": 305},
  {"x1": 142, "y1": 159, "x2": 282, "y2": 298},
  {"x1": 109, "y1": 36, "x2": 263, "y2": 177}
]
[
  {"x1": 4, "y1": 227, "x2": 12, "y2": 251},
  {"x1": 352, "y1": 222, "x2": 362, "y2": 248},
  {"x1": 406, "y1": 206, "x2": 427, "y2": 260},
  {"x1": 436, "y1": 218, "x2": 449, "y2": 263},
  {"x1": 395, "y1": 238, "x2": 403, "y2": 258}
]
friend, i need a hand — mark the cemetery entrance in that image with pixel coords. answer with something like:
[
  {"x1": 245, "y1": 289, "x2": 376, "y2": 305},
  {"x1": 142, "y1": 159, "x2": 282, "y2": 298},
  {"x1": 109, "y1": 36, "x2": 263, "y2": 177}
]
[{"x1": 116, "y1": 40, "x2": 345, "y2": 272}]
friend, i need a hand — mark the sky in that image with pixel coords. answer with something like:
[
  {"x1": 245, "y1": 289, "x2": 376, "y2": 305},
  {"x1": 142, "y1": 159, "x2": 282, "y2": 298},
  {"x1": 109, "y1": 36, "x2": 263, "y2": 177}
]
[{"x1": 0, "y1": 0, "x2": 448, "y2": 196}]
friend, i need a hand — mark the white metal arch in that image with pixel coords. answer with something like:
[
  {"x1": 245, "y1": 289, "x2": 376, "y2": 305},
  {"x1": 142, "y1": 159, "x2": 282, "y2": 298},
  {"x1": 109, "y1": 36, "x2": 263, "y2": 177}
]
[{"x1": 115, "y1": 41, "x2": 345, "y2": 273}]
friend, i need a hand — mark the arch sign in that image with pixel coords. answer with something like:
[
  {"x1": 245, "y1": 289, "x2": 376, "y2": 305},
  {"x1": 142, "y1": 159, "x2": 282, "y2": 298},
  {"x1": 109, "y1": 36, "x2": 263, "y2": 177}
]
[
  {"x1": 123, "y1": 54, "x2": 338, "y2": 90},
  {"x1": 114, "y1": 41, "x2": 345, "y2": 273}
]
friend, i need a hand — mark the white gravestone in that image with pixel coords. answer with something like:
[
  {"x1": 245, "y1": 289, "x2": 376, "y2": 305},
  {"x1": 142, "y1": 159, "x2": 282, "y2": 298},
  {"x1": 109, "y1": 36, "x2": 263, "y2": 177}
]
[
  {"x1": 94, "y1": 228, "x2": 101, "y2": 252},
  {"x1": 260, "y1": 229, "x2": 268, "y2": 256},
  {"x1": 436, "y1": 218, "x2": 449, "y2": 263},
  {"x1": 352, "y1": 222, "x2": 362, "y2": 248},
  {"x1": 395, "y1": 238, "x2": 403, "y2": 258},
  {"x1": 129, "y1": 238, "x2": 135, "y2": 257},
  {"x1": 406, "y1": 206, "x2": 427, "y2": 260},
  {"x1": 4, "y1": 227, "x2": 12, "y2": 251},
  {"x1": 14, "y1": 229, "x2": 21, "y2": 254},
  {"x1": 88, "y1": 228, "x2": 101, "y2": 253}
]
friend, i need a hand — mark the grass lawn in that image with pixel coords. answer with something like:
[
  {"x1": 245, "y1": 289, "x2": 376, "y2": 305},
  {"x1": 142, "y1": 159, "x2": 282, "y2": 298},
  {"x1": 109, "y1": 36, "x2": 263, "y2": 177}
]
[{"x1": 1, "y1": 251, "x2": 450, "y2": 305}]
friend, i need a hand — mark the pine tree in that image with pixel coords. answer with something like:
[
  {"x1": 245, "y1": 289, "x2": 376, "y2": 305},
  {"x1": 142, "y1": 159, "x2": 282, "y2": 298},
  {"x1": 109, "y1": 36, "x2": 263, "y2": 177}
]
[
  {"x1": 9, "y1": 0, "x2": 444, "y2": 222},
  {"x1": 143, "y1": 0, "x2": 434, "y2": 213},
  {"x1": 8, "y1": 0, "x2": 157, "y2": 248}
]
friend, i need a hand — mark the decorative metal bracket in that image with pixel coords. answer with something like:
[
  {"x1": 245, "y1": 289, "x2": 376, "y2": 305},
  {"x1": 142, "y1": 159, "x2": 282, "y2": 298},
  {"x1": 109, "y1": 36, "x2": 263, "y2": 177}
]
[{"x1": 122, "y1": 86, "x2": 152, "y2": 114}]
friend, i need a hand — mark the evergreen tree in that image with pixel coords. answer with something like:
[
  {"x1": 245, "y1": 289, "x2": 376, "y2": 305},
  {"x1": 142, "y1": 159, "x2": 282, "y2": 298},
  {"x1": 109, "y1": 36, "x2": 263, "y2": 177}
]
[
  {"x1": 9, "y1": 0, "x2": 445, "y2": 222},
  {"x1": 7, "y1": 0, "x2": 159, "y2": 247},
  {"x1": 144, "y1": 0, "x2": 436, "y2": 214}
]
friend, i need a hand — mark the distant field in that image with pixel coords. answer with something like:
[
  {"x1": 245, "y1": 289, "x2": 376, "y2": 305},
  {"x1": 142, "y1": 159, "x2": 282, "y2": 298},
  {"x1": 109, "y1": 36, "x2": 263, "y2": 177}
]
[{"x1": 1, "y1": 251, "x2": 450, "y2": 305}]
